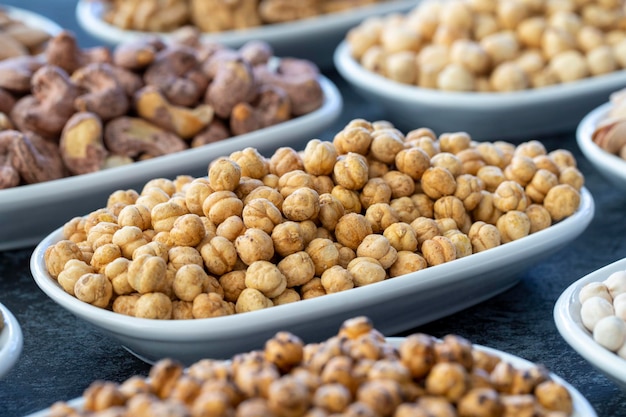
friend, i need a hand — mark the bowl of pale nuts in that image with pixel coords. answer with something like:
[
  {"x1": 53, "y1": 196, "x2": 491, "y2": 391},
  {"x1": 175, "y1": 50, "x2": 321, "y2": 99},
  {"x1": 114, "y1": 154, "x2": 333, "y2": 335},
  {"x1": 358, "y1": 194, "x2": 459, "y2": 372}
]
[
  {"x1": 0, "y1": 302, "x2": 23, "y2": 379},
  {"x1": 30, "y1": 119, "x2": 594, "y2": 365},
  {"x1": 335, "y1": 0, "x2": 626, "y2": 140},
  {"x1": 555, "y1": 258, "x2": 626, "y2": 392},
  {"x1": 75, "y1": 0, "x2": 416, "y2": 67},
  {"x1": 23, "y1": 317, "x2": 597, "y2": 417},
  {"x1": 576, "y1": 90, "x2": 626, "y2": 192}
]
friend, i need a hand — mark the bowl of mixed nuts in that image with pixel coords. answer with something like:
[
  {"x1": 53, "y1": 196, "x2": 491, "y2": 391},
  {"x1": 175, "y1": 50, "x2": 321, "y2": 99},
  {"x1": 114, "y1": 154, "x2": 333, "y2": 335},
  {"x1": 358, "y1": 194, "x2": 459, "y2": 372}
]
[
  {"x1": 555, "y1": 258, "x2": 626, "y2": 392},
  {"x1": 30, "y1": 119, "x2": 594, "y2": 365},
  {"x1": 335, "y1": 0, "x2": 626, "y2": 140},
  {"x1": 576, "y1": 91, "x2": 626, "y2": 192}
]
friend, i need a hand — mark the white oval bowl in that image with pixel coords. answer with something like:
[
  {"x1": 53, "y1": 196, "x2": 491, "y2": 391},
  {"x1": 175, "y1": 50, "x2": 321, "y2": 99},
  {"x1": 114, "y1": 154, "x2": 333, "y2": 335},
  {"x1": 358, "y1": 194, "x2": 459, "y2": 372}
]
[
  {"x1": 554, "y1": 257, "x2": 626, "y2": 392},
  {"x1": 75, "y1": 0, "x2": 416, "y2": 67},
  {"x1": 0, "y1": 302, "x2": 23, "y2": 379},
  {"x1": 576, "y1": 102, "x2": 626, "y2": 192},
  {"x1": 334, "y1": 40, "x2": 626, "y2": 141},
  {"x1": 24, "y1": 336, "x2": 597, "y2": 417},
  {"x1": 0, "y1": 75, "x2": 341, "y2": 251},
  {"x1": 31, "y1": 188, "x2": 594, "y2": 365},
  {"x1": 1, "y1": 4, "x2": 62, "y2": 39}
]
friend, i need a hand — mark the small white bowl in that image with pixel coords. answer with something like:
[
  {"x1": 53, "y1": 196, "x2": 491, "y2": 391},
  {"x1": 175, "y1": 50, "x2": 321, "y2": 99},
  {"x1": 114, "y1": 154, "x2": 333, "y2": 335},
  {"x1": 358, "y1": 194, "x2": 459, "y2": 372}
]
[
  {"x1": 30, "y1": 188, "x2": 594, "y2": 365},
  {"x1": 554, "y1": 258, "x2": 626, "y2": 392},
  {"x1": 24, "y1": 336, "x2": 597, "y2": 417},
  {"x1": 75, "y1": 0, "x2": 416, "y2": 67},
  {"x1": 0, "y1": 302, "x2": 23, "y2": 379},
  {"x1": 334, "y1": 40, "x2": 626, "y2": 141},
  {"x1": 576, "y1": 102, "x2": 626, "y2": 192},
  {"x1": 0, "y1": 4, "x2": 62, "y2": 39}
]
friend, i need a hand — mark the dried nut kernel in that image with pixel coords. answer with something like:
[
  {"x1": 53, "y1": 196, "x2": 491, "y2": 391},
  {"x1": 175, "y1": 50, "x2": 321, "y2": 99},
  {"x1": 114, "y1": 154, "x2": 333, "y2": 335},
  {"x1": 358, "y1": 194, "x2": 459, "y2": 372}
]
[
  {"x1": 493, "y1": 180, "x2": 529, "y2": 212},
  {"x1": 302, "y1": 139, "x2": 338, "y2": 176},
  {"x1": 421, "y1": 235, "x2": 457, "y2": 266},
  {"x1": 496, "y1": 210, "x2": 531, "y2": 243},
  {"x1": 333, "y1": 152, "x2": 369, "y2": 191},
  {"x1": 208, "y1": 157, "x2": 241, "y2": 192},
  {"x1": 335, "y1": 213, "x2": 373, "y2": 251},
  {"x1": 347, "y1": 257, "x2": 386, "y2": 287},
  {"x1": 468, "y1": 221, "x2": 501, "y2": 252},
  {"x1": 282, "y1": 187, "x2": 320, "y2": 221},
  {"x1": 421, "y1": 167, "x2": 457, "y2": 200},
  {"x1": 235, "y1": 228, "x2": 274, "y2": 265}
]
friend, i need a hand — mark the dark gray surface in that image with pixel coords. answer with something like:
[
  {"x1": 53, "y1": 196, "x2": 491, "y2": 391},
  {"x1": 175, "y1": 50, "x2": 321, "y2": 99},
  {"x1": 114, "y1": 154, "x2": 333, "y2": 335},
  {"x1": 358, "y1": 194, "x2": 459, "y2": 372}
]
[{"x1": 0, "y1": 1, "x2": 625, "y2": 416}]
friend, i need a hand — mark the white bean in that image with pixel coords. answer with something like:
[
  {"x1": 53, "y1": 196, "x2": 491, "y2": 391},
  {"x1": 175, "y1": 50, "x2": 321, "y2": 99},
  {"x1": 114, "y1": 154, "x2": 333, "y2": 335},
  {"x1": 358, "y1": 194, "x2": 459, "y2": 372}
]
[
  {"x1": 593, "y1": 316, "x2": 626, "y2": 352},
  {"x1": 580, "y1": 296, "x2": 614, "y2": 331}
]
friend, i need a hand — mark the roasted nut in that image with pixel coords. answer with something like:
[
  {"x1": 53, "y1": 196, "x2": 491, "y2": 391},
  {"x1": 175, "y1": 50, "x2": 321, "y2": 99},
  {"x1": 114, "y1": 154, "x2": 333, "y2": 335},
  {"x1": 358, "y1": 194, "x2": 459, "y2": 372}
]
[
  {"x1": 235, "y1": 228, "x2": 274, "y2": 265},
  {"x1": 543, "y1": 184, "x2": 580, "y2": 221}
]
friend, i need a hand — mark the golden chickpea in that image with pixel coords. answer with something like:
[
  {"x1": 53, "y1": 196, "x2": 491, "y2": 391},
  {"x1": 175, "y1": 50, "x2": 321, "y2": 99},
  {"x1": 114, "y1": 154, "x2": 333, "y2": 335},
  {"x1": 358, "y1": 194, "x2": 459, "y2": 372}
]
[
  {"x1": 425, "y1": 362, "x2": 469, "y2": 402},
  {"x1": 390, "y1": 196, "x2": 421, "y2": 224},
  {"x1": 86, "y1": 221, "x2": 120, "y2": 250},
  {"x1": 454, "y1": 174, "x2": 485, "y2": 211},
  {"x1": 235, "y1": 288, "x2": 273, "y2": 313},
  {"x1": 458, "y1": 388, "x2": 503, "y2": 417},
  {"x1": 490, "y1": 62, "x2": 529, "y2": 91},
  {"x1": 74, "y1": 273, "x2": 113, "y2": 308},
  {"x1": 542, "y1": 27, "x2": 576, "y2": 60},
  {"x1": 169, "y1": 213, "x2": 206, "y2": 247},
  {"x1": 333, "y1": 126, "x2": 373, "y2": 156},
  {"x1": 450, "y1": 39, "x2": 491, "y2": 75},
  {"x1": 422, "y1": 235, "x2": 457, "y2": 266},
  {"x1": 282, "y1": 187, "x2": 320, "y2": 222},
  {"x1": 380, "y1": 25, "x2": 422, "y2": 54},
  {"x1": 543, "y1": 183, "x2": 580, "y2": 221},
  {"x1": 477, "y1": 165, "x2": 506, "y2": 193},
  {"x1": 515, "y1": 49, "x2": 546, "y2": 75},
  {"x1": 525, "y1": 168, "x2": 558, "y2": 203},
  {"x1": 517, "y1": 16, "x2": 547, "y2": 48},
  {"x1": 278, "y1": 251, "x2": 316, "y2": 288},
  {"x1": 269, "y1": 147, "x2": 303, "y2": 177},
  {"x1": 525, "y1": 203, "x2": 552, "y2": 233},
  {"x1": 457, "y1": 148, "x2": 486, "y2": 176},
  {"x1": 410, "y1": 216, "x2": 441, "y2": 249},
  {"x1": 218, "y1": 270, "x2": 246, "y2": 303},
  {"x1": 58, "y1": 259, "x2": 94, "y2": 296},
  {"x1": 473, "y1": 12, "x2": 499, "y2": 41},
  {"x1": 365, "y1": 203, "x2": 400, "y2": 234},
  {"x1": 369, "y1": 129, "x2": 406, "y2": 164},
  {"x1": 357, "y1": 178, "x2": 390, "y2": 211},
  {"x1": 383, "y1": 222, "x2": 418, "y2": 252},
  {"x1": 550, "y1": 50, "x2": 590, "y2": 82},
  {"x1": 244, "y1": 185, "x2": 284, "y2": 212},
  {"x1": 383, "y1": 170, "x2": 415, "y2": 199},
  {"x1": 272, "y1": 288, "x2": 301, "y2": 306},
  {"x1": 335, "y1": 213, "x2": 373, "y2": 251},
  {"x1": 437, "y1": 63, "x2": 476, "y2": 91},
  {"x1": 306, "y1": 238, "x2": 340, "y2": 276},
  {"x1": 320, "y1": 265, "x2": 355, "y2": 293},
  {"x1": 347, "y1": 257, "x2": 386, "y2": 287},
  {"x1": 278, "y1": 170, "x2": 315, "y2": 198},
  {"x1": 202, "y1": 191, "x2": 243, "y2": 226},
  {"x1": 229, "y1": 147, "x2": 268, "y2": 179},
  {"x1": 244, "y1": 260, "x2": 287, "y2": 299},
  {"x1": 215, "y1": 215, "x2": 245, "y2": 241},
  {"x1": 168, "y1": 246, "x2": 203, "y2": 271},
  {"x1": 241, "y1": 197, "x2": 283, "y2": 234},
  {"x1": 421, "y1": 167, "x2": 457, "y2": 200},
  {"x1": 481, "y1": 31, "x2": 520, "y2": 65},
  {"x1": 385, "y1": 51, "x2": 418, "y2": 84},
  {"x1": 431, "y1": 152, "x2": 463, "y2": 177},
  {"x1": 472, "y1": 190, "x2": 503, "y2": 224},
  {"x1": 333, "y1": 152, "x2": 369, "y2": 191},
  {"x1": 199, "y1": 236, "x2": 238, "y2": 276},
  {"x1": 302, "y1": 139, "x2": 338, "y2": 176},
  {"x1": 434, "y1": 196, "x2": 471, "y2": 233},
  {"x1": 496, "y1": 210, "x2": 531, "y2": 243},
  {"x1": 135, "y1": 187, "x2": 169, "y2": 211},
  {"x1": 235, "y1": 177, "x2": 264, "y2": 201},
  {"x1": 184, "y1": 179, "x2": 213, "y2": 216},
  {"x1": 356, "y1": 234, "x2": 398, "y2": 270},
  {"x1": 172, "y1": 264, "x2": 208, "y2": 302},
  {"x1": 301, "y1": 277, "x2": 327, "y2": 300},
  {"x1": 406, "y1": 134, "x2": 440, "y2": 158},
  {"x1": 235, "y1": 228, "x2": 274, "y2": 265},
  {"x1": 582, "y1": 3, "x2": 618, "y2": 29},
  {"x1": 208, "y1": 157, "x2": 241, "y2": 192},
  {"x1": 388, "y1": 251, "x2": 428, "y2": 277},
  {"x1": 331, "y1": 185, "x2": 362, "y2": 214},
  {"x1": 493, "y1": 180, "x2": 529, "y2": 212},
  {"x1": 90, "y1": 242, "x2": 122, "y2": 275},
  {"x1": 535, "y1": 380, "x2": 573, "y2": 414},
  {"x1": 444, "y1": 229, "x2": 473, "y2": 258},
  {"x1": 468, "y1": 221, "x2": 501, "y2": 252}
]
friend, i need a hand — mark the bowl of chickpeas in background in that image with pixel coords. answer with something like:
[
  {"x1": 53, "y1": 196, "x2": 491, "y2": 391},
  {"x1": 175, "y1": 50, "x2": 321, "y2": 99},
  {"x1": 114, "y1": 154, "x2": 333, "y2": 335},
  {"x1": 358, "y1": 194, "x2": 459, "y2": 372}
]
[
  {"x1": 0, "y1": 302, "x2": 23, "y2": 379},
  {"x1": 335, "y1": 0, "x2": 626, "y2": 141},
  {"x1": 30, "y1": 117, "x2": 595, "y2": 365},
  {"x1": 576, "y1": 94, "x2": 626, "y2": 192},
  {"x1": 555, "y1": 258, "x2": 626, "y2": 392}
]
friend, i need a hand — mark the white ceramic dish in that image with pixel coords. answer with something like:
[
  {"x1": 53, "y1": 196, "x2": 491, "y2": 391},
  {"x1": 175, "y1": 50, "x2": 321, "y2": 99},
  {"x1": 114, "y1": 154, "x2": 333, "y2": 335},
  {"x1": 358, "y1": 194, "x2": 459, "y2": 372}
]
[
  {"x1": 30, "y1": 188, "x2": 594, "y2": 365},
  {"x1": 334, "y1": 40, "x2": 626, "y2": 141},
  {"x1": 576, "y1": 102, "x2": 626, "y2": 192},
  {"x1": 75, "y1": 0, "x2": 416, "y2": 67},
  {"x1": 0, "y1": 4, "x2": 62, "y2": 39},
  {"x1": 0, "y1": 75, "x2": 341, "y2": 251},
  {"x1": 554, "y1": 257, "x2": 626, "y2": 392},
  {"x1": 0, "y1": 302, "x2": 23, "y2": 379},
  {"x1": 24, "y1": 336, "x2": 598, "y2": 417}
]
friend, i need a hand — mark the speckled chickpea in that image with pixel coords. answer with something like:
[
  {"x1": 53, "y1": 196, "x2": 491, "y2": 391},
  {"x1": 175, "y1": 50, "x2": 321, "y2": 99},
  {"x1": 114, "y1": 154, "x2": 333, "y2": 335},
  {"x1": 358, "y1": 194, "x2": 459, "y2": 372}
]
[
  {"x1": 389, "y1": 250, "x2": 428, "y2": 277},
  {"x1": 269, "y1": 147, "x2": 303, "y2": 177},
  {"x1": 262, "y1": 173, "x2": 280, "y2": 189},
  {"x1": 368, "y1": 129, "x2": 406, "y2": 165},
  {"x1": 278, "y1": 170, "x2": 315, "y2": 198},
  {"x1": 347, "y1": 257, "x2": 386, "y2": 287},
  {"x1": 168, "y1": 213, "x2": 205, "y2": 247},
  {"x1": 271, "y1": 288, "x2": 300, "y2": 306},
  {"x1": 267, "y1": 221, "x2": 304, "y2": 258},
  {"x1": 493, "y1": 180, "x2": 529, "y2": 212},
  {"x1": 356, "y1": 234, "x2": 398, "y2": 270},
  {"x1": 525, "y1": 169, "x2": 558, "y2": 203},
  {"x1": 306, "y1": 238, "x2": 340, "y2": 276},
  {"x1": 410, "y1": 216, "x2": 441, "y2": 249},
  {"x1": 229, "y1": 147, "x2": 269, "y2": 179},
  {"x1": 364, "y1": 203, "x2": 400, "y2": 234},
  {"x1": 543, "y1": 183, "x2": 580, "y2": 221},
  {"x1": 437, "y1": 63, "x2": 476, "y2": 91},
  {"x1": 383, "y1": 222, "x2": 418, "y2": 252},
  {"x1": 45, "y1": 239, "x2": 85, "y2": 279},
  {"x1": 199, "y1": 236, "x2": 238, "y2": 276},
  {"x1": 471, "y1": 190, "x2": 502, "y2": 224},
  {"x1": 87, "y1": 221, "x2": 121, "y2": 250},
  {"x1": 559, "y1": 166, "x2": 584, "y2": 191},
  {"x1": 213, "y1": 215, "x2": 244, "y2": 242},
  {"x1": 382, "y1": 170, "x2": 415, "y2": 199},
  {"x1": 127, "y1": 253, "x2": 167, "y2": 294},
  {"x1": 422, "y1": 235, "x2": 457, "y2": 266},
  {"x1": 332, "y1": 152, "x2": 369, "y2": 191},
  {"x1": 184, "y1": 179, "x2": 213, "y2": 216},
  {"x1": 496, "y1": 210, "x2": 531, "y2": 243},
  {"x1": 112, "y1": 293, "x2": 139, "y2": 316},
  {"x1": 117, "y1": 204, "x2": 151, "y2": 231},
  {"x1": 301, "y1": 277, "x2": 327, "y2": 300},
  {"x1": 425, "y1": 362, "x2": 469, "y2": 402},
  {"x1": 335, "y1": 213, "x2": 373, "y2": 251},
  {"x1": 244, "y1": 185, "x2": 284, "y2": 212},
  {"x1": 333, "y1": 126, "x2": 373, "y2": 156},
  {"x1": 431, "y1": 152, "x2": 463, "y2": 177},
  {"x1": 202, "y1": 191, "x2": 244, "y2": 226},
  {"x1": 468, "y1": 221, "x2": 501, "y2": 252},
  {"x1": 241, "y1": 198, "x2": 282, "y2": 234},
  {"x1": 357, "y1": 178, "x2": 390, "y2": 211},
  {"x1": 58, "y1": 259, "x2": 94, "y2": 296},
  {"x1": 457, "y1": 148, "x2": 486, "y2": 176},
  {"x1": 502, "y1": 155, "x2": 537, "y2": 187},
  {"x1": 282, "y1": 187, "x2": 320, "y2": 222},
  {"x1": 481, "y1": 31, "x2": 520, "y2": 65},
  {"x1": 524, "y1": 204, "x2": 552, "y2": 234},
  {"x1": 135, "y1": 187, "x2": 170, "y2": 211},
  {"x1": 330, "y1": 185, "x2": 361, "y2": 214},
  {"x1": 444, "y1": 229, "x2": 473, "y2": 258},
  {"x1": 235, "y1": 228, "x2": 274, "y2": 265},
  {"x1": 406, "y1": 134, "x2": 440, "y2": 158},
  {"x1": 192, "y1": 292, "x2": 232, "y2": 319},
  {"x1": 90, "y1": 243, "x2": 122, "y2": 275},
  {"x1": 458, "y1": 388, "x2": 503, "y2": 417},
  {"x1": 74, "y1": 273, "x2": 113, "y2": 308},
  {"x1": 235, "y1": 287, "x2": 273, "y2": 313},
  {"x1": 235, "y1": 177, "x2": 264, "y2": 201},
  {"x1": 301, "y1": 139, "x2": 338, "y2": 176},
  {"x1": 208, "y1": 157, "x2": 241, "y2": 192},
  {"x1": 454, "y1": 174, "x2": 485, "y2": 211},
  {"x1": 550, "y1": 50, "x2": 590, "y2": 83},
  {"x1": 535, "y1": 380, "x2": 573, "y2": 414},
  {"x1": 421, "y1": 167, "x2": 457, "y2": 199},
  {"x1": 434, "y1": 196, "x2": 471, "y2": 233},
  {"x1": 275, "y1": 252, "x2": 314, "y2": 289},
  {"x1": 389, "y1": 196, "x2": 420, "y2": 224},
  {"x1": 320, "y1": 265, "x2": 355, "y2": 294},
  {"x1": 170, "y1": 264, "x2": 207, "y2": 302},
  {"x1": 142, "y1": 178, "x2": 176, "y2": 197},
  {"x1": 491, "y1": 61, "x2": 529, "y2": 91}
]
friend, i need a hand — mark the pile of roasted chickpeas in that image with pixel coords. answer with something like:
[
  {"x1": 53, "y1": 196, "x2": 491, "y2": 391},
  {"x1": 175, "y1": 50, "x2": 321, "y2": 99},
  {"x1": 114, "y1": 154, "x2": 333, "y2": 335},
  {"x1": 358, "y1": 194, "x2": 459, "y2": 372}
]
[
  {"x1": 346, "y1": 0, "x2": 626, "y2": 92},
  {"x1": 47, "y1": 316, "x2": 575, "y2": 416},
  {"x1": 43, "y1": 118, "x2": 584, "y2": 320}
]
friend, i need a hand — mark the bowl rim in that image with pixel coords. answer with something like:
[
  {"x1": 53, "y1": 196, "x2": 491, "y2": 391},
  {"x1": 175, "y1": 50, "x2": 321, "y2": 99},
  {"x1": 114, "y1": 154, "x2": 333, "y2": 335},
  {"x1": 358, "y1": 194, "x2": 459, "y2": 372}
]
[
  {"x1": 0, "y1": 301, "x2": 23, "y2": 379},
  {"x1": 576, "y1": 101, "x2": 626, "y2": 183},
  {"x1": 333, "y1": 40, "x2": 626, "y2": 108},
  {"x1": 30, "y1": 188, "x2": 594, "y2": 342},
  {"x1": 554, "y1": 257, "x2": 626, "y2": 385}
]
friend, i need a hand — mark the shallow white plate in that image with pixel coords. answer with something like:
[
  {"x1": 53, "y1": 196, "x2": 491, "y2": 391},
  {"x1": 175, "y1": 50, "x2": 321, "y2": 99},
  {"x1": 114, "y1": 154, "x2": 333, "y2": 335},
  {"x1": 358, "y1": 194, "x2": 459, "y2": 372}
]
[
  {"x1": 30, "y1": 188, "x2": 594, "y2": 365},
  {"x1": 0, "y1": 4, "x2": 62, "y2": 41},
  {"x1": 0, "y1": 302, "x2": 23, "y2": 379},
  {"x1": 576, "y1": 102, "x2": 626, "y2": 192},
  {"x1": 24, "y1": 336, "x2": 597, "y2": 417},
  {"x1": 334, "y1": 40, "x2": 626, "y2": 141},
  {"x1": 0, "y1": 75, "x2": 341, "y2": 251},
  {"x1": 75, "y1": 0, "x2": 416, "y2": 67},
  {"x1": 554, "y1": 257, "x2": 626, "y2": 392}
]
